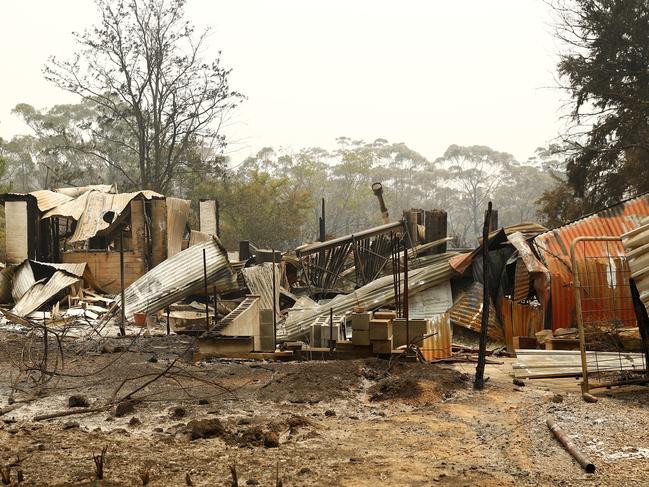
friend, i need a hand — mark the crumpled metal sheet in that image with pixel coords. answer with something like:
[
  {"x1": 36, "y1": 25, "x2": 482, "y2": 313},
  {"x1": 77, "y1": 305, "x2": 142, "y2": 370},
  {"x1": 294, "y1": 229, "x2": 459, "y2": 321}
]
[
  {"x1": 279, "y1": 252, "x2": 458, "y2": 341},
  {"x1": 241, "y1": 263, "x2": 281, "y2": 320},
  {"x1": 53, "y1": 184, "x2": 116, "y2": 198},
  {"x1": 43, "y1": 189, "x2": 163, "y2": 243},
  {"x1": 117, "y1": 237, "x2": 234, "y2": 320},
  {"x1": 9, "y1": 260, "x2": 87, "y2": 316},
  {"x1": 12, "y1": 270, "x2": 81, "y2": 316},
  {"x1": 448, "y1": 282, "x2": 503, "y2": 341}
]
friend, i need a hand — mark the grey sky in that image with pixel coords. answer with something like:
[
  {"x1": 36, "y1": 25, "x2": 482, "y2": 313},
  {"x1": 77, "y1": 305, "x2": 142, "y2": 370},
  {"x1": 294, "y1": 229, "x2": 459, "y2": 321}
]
[{"x1": 0, "y1": 0, "x2": 566, "y2": 163}]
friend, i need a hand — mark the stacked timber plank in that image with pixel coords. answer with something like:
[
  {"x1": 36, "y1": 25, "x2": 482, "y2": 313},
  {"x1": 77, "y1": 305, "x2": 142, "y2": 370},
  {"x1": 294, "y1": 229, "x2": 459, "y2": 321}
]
[
  {"x1": 351, "y1": 311, "x2": 371, "y2": 346},
  {"x1": 370, "y1": 311, "x2": 396, "y2": 354}
]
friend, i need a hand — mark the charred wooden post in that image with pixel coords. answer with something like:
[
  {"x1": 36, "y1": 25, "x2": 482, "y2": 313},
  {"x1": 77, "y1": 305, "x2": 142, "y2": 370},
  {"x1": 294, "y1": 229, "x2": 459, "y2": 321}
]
[
  {"x1": 629, "y1": 279, "x2": 649, "y2": 375},
  {"x1": 319, "y1": 198, "x2": 326, "y2": 242},
  {"x1": 484, "y1": 208, "x2": 498, "y2": 232},
  {"x1": 424, "y1": 210, "x2": 448, "y2": 252},
  {"x1": 475, "y1": 201, "x2": 492, "y2": 390},
  {"x1": 119, "y1": 230, "x2": 126, "y2": 336}
]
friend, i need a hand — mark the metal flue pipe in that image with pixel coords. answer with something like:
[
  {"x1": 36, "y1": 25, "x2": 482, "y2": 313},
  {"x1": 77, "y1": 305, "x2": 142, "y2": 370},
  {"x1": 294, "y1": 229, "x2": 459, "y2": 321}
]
[
  {"x1": 547, "y1": 418, "x2": 595, "y2": 473},
  {"x1": 372, "y1": 182, "x2": 390, "y2": 224}
]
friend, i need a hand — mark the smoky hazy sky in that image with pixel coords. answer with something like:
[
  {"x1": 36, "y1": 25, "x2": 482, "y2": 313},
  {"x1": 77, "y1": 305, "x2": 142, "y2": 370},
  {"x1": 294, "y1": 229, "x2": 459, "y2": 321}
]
[{"x1": 0, "y1": 0, "x2": 567, "y2": 163}]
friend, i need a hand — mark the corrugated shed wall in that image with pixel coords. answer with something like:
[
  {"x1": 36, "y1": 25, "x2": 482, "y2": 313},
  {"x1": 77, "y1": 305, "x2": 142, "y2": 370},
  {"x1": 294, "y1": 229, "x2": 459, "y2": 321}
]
[{"x1": 533, "y1": 193, "x2": 649, "y2": 330}]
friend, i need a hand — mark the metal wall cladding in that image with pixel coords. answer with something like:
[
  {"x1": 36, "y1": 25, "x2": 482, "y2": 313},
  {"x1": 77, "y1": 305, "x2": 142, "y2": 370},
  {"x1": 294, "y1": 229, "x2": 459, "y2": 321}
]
[
  {"x1": 448, "y1": 282, "x2": 502, "y2": 341},
  {"x1": 420, "y1": 313, "x2": 452, "y2": 360},
  {"x1": 533, "y1": 193, "x2": 649, "y2": 330},
  {"x1": 622, "y1": 220, "x2": 649, "y2": 313},
  {"x1": 513, "y1": 258, "x2": 531, "y2": 301},
  {"x1": 500, "y1": 297, "x2": 544, "y2": 352}
]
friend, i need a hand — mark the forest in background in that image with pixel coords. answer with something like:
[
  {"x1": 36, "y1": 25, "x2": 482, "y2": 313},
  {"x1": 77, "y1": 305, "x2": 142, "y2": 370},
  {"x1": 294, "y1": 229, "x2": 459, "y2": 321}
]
[{"x1": 1, "y1": 0, "x2": 648, "y2": 252}]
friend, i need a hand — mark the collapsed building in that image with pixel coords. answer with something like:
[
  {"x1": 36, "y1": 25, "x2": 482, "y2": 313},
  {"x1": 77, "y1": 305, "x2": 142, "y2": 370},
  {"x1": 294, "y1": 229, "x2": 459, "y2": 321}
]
[{"x1": 0, "y1": 184, "x2": 647, "y2": 393}]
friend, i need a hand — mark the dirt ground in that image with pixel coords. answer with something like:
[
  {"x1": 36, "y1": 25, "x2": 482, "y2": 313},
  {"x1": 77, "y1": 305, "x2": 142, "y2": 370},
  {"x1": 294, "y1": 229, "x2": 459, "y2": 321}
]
[{"x1": 1, "y1": 330, "x2": 649, "y2": 486}]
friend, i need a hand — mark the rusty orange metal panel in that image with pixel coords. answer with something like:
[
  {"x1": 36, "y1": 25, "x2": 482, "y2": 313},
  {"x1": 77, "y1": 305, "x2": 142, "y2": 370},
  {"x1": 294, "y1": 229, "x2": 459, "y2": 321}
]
[
  {"x1": 448, "y1": 282, "x2": 502, "y2": 341},
  {"x1": 501, "y1": 297, "x2": 544, "y2": 352},
  {"x1": 420, "y1": 313, "x2": 453, "y2": 360},
  {"x1": 513, "y1": 258, "x2": 530, "y2": 302},
  {"x1": 533, "y1": 193, "x2": 649, "y2": 330}
]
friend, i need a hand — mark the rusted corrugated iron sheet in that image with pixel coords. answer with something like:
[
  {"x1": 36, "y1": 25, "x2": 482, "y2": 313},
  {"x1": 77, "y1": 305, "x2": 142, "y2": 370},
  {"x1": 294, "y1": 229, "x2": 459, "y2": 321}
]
[
  {"x1": 117, "y1": 237, "x2": 234, "y2": 321},
  {"x1": 420, "y1": 313, "x2": 453, "y2": 360},
  {"x1": 622, "y1": 219, "x2": 649, "y2": 312},
  {"x1": 500, "y1": 297, "x2": 544, "y2": 352},
  {"x1": 280, "y1": 252, "x2": 458, "y2": 341},
  {"x1": 513, "y1": 258, "x2": 530, "y2": 301},
  {"x1": 533, "y1": 193, "x2": 649, "y2": 330},
  {"x1": 448, "y1": 282, "x2": 502, "y2": 341}
]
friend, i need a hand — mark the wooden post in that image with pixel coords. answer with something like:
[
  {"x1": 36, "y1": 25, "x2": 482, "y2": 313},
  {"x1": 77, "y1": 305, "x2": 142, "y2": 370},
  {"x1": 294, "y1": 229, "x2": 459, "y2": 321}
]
[
  {"x1": 119, "y1": 230, "x2": 126, "y2": 336},
  {"x1": 319, "y1": 198, "x2": 326, "y2": 242},
  {"x1": 474, "y1": 201, "x2": 492, "y2": 390},
  {"x1": 166, "y1": 307, "x2": 170, "y2": 336},
  {"x1": 424, "y1": 210, "x2": 448, "y2": 252}
]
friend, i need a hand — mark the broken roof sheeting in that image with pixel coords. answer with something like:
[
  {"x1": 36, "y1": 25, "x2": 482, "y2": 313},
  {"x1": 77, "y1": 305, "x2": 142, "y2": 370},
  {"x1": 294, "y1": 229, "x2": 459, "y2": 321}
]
[
  {"x1": 117, "y1": 237, "x2": 234, "y2": 321},
  {"x1": 43, "y1": 190, "x2": 162, "y2": 243},
  {"x1": 279, "y1": 252, "x2": 458, "y2": 341},
  {"x1": 54, "y1": 184, "x2": 116, "y2": 198},
  {"x1": 10, "y1": 261, "x2": 87, "y2": 316},
  {"x1": 448, "y1": 282, "x2": 502, "y2": 341},
  {"x1": 29, "y1": 190, "x2": 73, "y2": 212},
  {"x1": 241, "y1": 263, "x2": 281, "y2": 320},
  {"x1": 533, "y1": 193, "x2": 649, "y2": 330},
  {"x1": 12, "y1": 270, "x2": 81, "y2": 316}
]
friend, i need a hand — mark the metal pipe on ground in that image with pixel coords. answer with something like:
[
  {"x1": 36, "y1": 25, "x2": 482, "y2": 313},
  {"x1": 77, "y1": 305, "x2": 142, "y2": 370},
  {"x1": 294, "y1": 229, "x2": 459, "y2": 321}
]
[{"x1": 547, "y1": 418, "x2": 595, "y2": 473}]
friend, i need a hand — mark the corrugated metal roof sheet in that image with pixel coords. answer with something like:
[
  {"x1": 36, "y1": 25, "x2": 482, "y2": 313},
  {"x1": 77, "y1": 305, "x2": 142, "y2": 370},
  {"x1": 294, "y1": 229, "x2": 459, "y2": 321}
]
[
  {"x1": 622, "y1": 219, "x2": 649, "y2": 311},
  {"x1": 280, "y1": 252, "x2": 458, "y2": 341},
  {"x1": 43, "y1": 189, "x2": 162, "y2": 242},
  {"x1": 241, "y1": 263, "x2": 282, "y2": 320},
  {"x1": 533, "y1": 193, "x2": 649, "y2": 330},
  {"x1": 29, "y1": 190, "x2": 73, "y2": 212},
  {"x1": 12, "y1": 270, "x2": 81, "y2": 316},
  {"x1": 117, "y1": 237, "x2": 234, "y2": 320},
  {"x1": 448, "y1": 282, "x2": 502, "y2": 341},
  {"x1": 54, "y1": 184, "x2": 117, "y2": 197}
]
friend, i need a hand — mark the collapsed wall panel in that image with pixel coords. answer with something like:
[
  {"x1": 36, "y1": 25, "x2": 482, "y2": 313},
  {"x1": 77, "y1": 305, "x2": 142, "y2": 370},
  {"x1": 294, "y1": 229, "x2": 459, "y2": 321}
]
[{"x1": 199, "y1": 200, "x2": 218, "y2": 236}]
